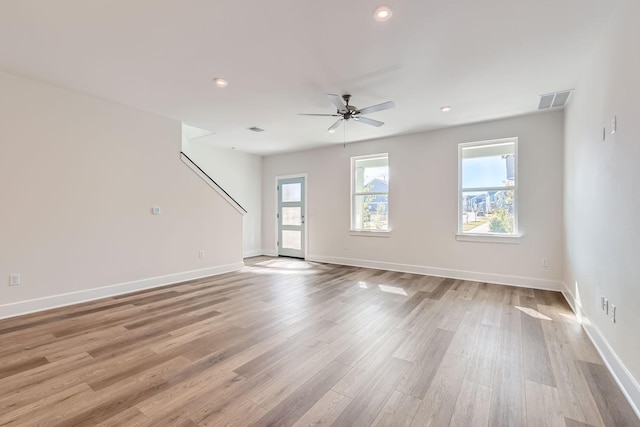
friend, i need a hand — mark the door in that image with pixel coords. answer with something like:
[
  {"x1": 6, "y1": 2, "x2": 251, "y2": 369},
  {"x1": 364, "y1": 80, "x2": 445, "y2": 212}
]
[{"x1": 277, "y1": 177, "x2": 305, "y2": 258}]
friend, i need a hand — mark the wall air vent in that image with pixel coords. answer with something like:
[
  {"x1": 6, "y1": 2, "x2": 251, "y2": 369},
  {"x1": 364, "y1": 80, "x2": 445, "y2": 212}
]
[
  {"x1": 247, "y1": 126, "x2": 265, "y2": 133},
  {"x1": 538, "y1": 90, "x2": 572, "y2": 110}
]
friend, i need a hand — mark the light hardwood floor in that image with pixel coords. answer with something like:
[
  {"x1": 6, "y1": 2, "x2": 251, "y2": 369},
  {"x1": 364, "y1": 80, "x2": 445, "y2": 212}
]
[{"x1": 0, "y1": 257, "x2": 638, "y2": 426}]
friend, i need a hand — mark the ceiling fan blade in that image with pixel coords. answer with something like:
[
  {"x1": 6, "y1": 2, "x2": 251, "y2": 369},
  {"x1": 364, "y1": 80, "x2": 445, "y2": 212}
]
[
  {"x1": 358, "y1": 101, "x2": 396, "y2": 116},
  {"x1": 354, "y1": 116, "x2": 384, "y2": 127},
  {"x1": 298, "y1": 113, "x2": 341, "y2": 117},
  {"x1": 327, "y1": 119, "x2": 344, "y2": 133},
  {"x1": 328, "y1": 94, "x2": 347, "y2": 113}
]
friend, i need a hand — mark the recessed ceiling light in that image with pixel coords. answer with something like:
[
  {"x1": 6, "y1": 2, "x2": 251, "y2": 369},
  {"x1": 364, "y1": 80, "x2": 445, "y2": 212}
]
[
  {"x1": 374, "y1": 6, "x2": 392, "y2": 21},
  {"x1": 213, "y1": 78, "x2": 228, "y2": 88},
  {"x1": 328, "y1": 129, "x2": 336, "y2": 134},
  {"x1": 441, "y1": 106, "x2": 452, "y2": 112}
]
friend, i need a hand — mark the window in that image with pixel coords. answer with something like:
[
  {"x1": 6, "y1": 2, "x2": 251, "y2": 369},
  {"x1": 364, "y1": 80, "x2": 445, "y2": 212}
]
[
  {"x1": 458, "y1": 138, "x2": 518, "y2": 236},
  {"x1": 351, "y1": 154, "x2": 389, "y2": 231}
]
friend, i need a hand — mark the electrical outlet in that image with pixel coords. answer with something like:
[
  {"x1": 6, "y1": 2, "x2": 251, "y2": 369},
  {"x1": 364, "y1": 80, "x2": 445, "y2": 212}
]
[
  {"x1": 199, "y1": 250, "x2": 205, "y2": 259},
  {"x1": 541, "y1": 258, "x2": 548, "y2": 267},
  {"x1": 611, "y1": 116, "x2": 617, "y2": 135},
  {"x1": 604, "y1": 298, "x2": 609, "y2": 314},
  {"x1": 9, "y1": 273, "x2": 21, "y2": 286},
  {"x1": 610, "y1": 304, "x2": 616, "y2": 323},
  {"x1": 601, "y1": 295, "x2": 606, "y2": 311}
]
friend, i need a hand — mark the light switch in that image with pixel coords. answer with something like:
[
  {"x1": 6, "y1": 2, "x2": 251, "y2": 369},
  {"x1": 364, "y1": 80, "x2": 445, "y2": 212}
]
[{"x1": 152, "y1": 207, "x2": 161, "y2": 215}]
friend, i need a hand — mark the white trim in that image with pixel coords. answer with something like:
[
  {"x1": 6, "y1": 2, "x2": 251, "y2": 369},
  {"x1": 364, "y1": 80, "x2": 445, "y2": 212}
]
[
  {"x1": 180, "y1": 153, "x2": 247, "y2": 215},
  {"x1": 274, "y1": 173, "x2": 308, "y2": 259},
  {"x1": 458, "y1": 137, "x2": 518, "y2": 236},
  {"x1": 561, "y1": 283, "x2": 640, "y2": 420},
  {"x1": 0, "y1": 263, "x2": 244, "y2": 320},
  {"x1": 351, "y1": 153, "x2": 390, "y2": 232},
  {"x1": 455, "y1": 233, "x2": 521, "y2": 244},
  {"x1": 306, "y1": 254, "x2": 562, "y2": 291},
  {"x1": 462, "y1": 186, "x2": 516, "y2": 193},
  {"x1": 349, "y1": 230, "x2": 392, "y2": 237},
  {"x1": 243, "y1": 249, "x2": 264, "y2": 258}
]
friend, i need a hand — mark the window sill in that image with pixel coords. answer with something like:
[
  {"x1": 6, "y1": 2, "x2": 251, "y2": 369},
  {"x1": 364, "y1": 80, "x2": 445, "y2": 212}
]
[
  {"x1": 349, "y1": 229, "x2": 392, "y2": 238},
  {"x1": 455, "y1": 233, "x2": 521, "y2": 244}
]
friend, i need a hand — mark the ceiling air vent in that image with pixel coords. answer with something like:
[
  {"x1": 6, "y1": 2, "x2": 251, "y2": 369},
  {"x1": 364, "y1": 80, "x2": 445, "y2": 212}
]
[
  {"x1": 247, "y1": 126, "x2": 265, "y2": 133},
  {"x1": 538, "y1": 90, "x2": 572, "y2": 110}
]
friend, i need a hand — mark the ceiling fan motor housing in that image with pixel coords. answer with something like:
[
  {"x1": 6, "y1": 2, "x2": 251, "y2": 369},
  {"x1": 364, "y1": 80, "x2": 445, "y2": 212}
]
[
  {"x1": 340, "y1": 95, "x2": 357, "y2": 118},
  {"x1": 298, "y1": 93, "x2": 394, "y2": 132}
]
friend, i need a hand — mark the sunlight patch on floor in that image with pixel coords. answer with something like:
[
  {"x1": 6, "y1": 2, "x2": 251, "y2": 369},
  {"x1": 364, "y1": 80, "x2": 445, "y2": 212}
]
[
  {"x1": 515, "y1": 305, "x2": 552, "y2": 320},
  {"x1": 244, "y1": 266, "x2": 318, "y2": 275},
  {"x1": 255, "y1": 260, "x2": 317, "y2": 269},
  {"x1": 378, "y1": 284, "x2": 408, "y2": 296}
]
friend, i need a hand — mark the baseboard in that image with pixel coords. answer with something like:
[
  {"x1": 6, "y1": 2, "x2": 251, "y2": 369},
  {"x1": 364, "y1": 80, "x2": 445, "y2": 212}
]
[
  {"x1": 243, "y1": 249, "x2": 264, "y2": 258},
  {"x1": 262, "y1": 249, "x2": 278, "y2": 257},
  {"x1": 306, "y1": 254, "x2": 563, "y2": 291},
  {"x1": 0, "y1": 262, "x2": 244, "y2": 320},
  {"x1": 561, "y1": 283, "x2": 640, "y2": 420}
]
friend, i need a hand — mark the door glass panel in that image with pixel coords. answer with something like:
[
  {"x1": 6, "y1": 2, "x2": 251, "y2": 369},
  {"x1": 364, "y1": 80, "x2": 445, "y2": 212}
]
[
  {"x1": 282, "y1": 207, "x2": 302, "y2": 226},
  {"x1": 282, "y1": 183, "x2": 301, "y2": 202},
  {"x1": 282, "y1": 230, "x2": 301, "y2": 250}
]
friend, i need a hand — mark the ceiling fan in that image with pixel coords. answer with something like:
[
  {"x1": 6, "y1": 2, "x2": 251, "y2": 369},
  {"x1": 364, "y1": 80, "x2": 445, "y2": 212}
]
[{"x1": 299, "y1": 94, "x2": 395, "y2": 133}]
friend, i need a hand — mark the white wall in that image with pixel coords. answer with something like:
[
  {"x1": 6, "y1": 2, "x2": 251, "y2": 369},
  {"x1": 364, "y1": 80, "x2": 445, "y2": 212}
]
[
  {"x1": 564, "y1": 0, "x2": 640, "y2": 410},
  {"x1": 263, "y1": 110, "x2": 564, "y2": 289},
  {"x1": 181, "y1": 141, "x2": 262, "y2": 258},
  {"x1": 0, "y1": 71, "x2": 243, "y2": 318}
]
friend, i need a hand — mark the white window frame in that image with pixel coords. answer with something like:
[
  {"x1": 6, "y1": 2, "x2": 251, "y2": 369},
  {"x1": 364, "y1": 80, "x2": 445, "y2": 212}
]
[
  {"x1": 350, "y1": 153, "x2": 390, "y2": 234},
  {"x1": 457, "y1": 137, "x2": 520, "y2": 243}
]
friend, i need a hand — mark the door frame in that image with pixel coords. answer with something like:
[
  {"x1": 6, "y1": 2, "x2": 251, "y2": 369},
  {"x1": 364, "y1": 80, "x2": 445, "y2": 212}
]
[{"x1": 274, "y1": 173, "x2": 308, "y2": 259}]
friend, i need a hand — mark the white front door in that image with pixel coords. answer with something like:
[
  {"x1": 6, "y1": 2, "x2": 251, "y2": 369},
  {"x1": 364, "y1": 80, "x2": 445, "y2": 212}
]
[{"x1": 277, "y1": 177, "x2": 305, "y2": 258}]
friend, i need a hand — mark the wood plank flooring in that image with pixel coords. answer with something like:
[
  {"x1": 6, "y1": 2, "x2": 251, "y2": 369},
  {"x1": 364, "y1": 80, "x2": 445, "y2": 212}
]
[{"x1": 1, "y1": 256, "x2": 638, "y2": 426}]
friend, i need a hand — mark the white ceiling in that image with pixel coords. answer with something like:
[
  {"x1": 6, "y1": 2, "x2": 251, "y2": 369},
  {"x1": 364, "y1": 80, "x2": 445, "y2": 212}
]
[{"x1": 0, "y1": 0, "x2": 617, "y2": 155}]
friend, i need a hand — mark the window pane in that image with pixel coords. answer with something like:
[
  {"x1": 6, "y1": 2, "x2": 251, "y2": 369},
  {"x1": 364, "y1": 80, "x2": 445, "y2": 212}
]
[
  {"x1": 282, "y1": 207, "x2": 301, "y2": 226},
  {"x1": 354, "y1": 157, "x2": 389, "y2": 193},
  {"x1": 353, "y1": 194, "x2": 388, "y2": 230},
  {"x1": 461, "y1": 190, "x2": 514, "y2": 234},
  {"x1": 281, "y1": 183, "x2": 301, "y2": 202},
  {"x1": 461, "y1": 143, "x2": 515, "y2": 188},
  {"x1": 282, "y1": 230, "x2": 301, "y2": 250}
]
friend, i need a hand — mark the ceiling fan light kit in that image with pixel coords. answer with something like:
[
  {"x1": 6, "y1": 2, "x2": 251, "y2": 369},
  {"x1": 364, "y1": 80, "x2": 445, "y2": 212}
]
[{"x1": 299, "y1": 94, "x2": 395, "y2": 133}]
